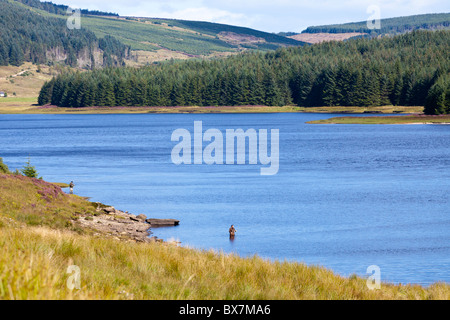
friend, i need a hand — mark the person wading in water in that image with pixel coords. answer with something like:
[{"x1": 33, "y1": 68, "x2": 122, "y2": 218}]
[
  {"x1": 69, "y1": 181, "x2": 74, "y2": 194},
  {"x1": 229, "y1": 225, "x2": 236, "y2": 239}
]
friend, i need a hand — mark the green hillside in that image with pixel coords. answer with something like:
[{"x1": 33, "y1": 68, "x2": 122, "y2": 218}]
[
  {"x1": 79, "y1": 15, "x2": 305, "y2": 56},
  {"x1": 140, "y1": 18, "x2": 302, "y2": 49},
  {"x1": 79, "y1": 16, "x2": 236, "y2": 55},
  {"x1": 0, "y1": 0, "x2": 130, "y2": 68},
  {"x1": 302, "y1": 12, "x2": 450, "y2": 35},
  {"x1": 9, "y1": 0, "x2": 305, "y2": 60}
]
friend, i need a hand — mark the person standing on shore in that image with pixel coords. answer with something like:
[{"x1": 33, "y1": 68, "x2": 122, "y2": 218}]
[
  {"x1": 69, "y1": 181, "x2": 74, "y2": 194},
  {"x1": 229, "y1": 225, "x2": 236, "y2": 239}
]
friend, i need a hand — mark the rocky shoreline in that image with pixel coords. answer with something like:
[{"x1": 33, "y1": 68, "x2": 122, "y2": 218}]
[{"x1": 77, "y1": 203, "x2": 179, "y2": 244}]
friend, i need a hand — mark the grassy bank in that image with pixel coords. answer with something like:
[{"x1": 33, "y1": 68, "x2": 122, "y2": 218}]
[
  {"x1": 1, "y1": 167, "x2": 449, "y2": 300},
  {"x1": 0, "y1": 173, "x2": 97, "y2": 230},
  {"x1": 308, "y1": 114, "x2": 450, "y2": 124},
  {"x1": 2, "y1": 221, "x2": 449, "y2": 300},
  {"x1": 0, "y1": 101, "x2": 424, "y2": 115}
]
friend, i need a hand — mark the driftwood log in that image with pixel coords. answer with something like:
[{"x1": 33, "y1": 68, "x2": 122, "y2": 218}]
[{"x1": 146, "y1": 219, "x2": 180, "y2": 227}]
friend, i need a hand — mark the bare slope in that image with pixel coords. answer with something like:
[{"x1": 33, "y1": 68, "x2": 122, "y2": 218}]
[{"x1": 289, "y1": 32, "x2": 366, "y2": 44}]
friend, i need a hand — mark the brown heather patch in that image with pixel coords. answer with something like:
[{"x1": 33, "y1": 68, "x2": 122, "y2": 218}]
[
  {"x1": 0, "y1": 174, "x2": 93, "y2": 230},
  {"x1": 5, "y1": 174, "x2": 66, "y2": 202}
]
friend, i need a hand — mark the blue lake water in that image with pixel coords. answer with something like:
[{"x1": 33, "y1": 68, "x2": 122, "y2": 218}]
[{"x1": 0, "y1": 113, "x2": 449, "y2": 286}]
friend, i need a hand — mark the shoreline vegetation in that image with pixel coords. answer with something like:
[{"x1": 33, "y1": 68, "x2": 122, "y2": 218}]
[
  {"x1": 0, "y1": 99, "x2": 438, "y2": 124},
  {"x1": 0, "y1": 99, "x2": 424, "y2": 115},
  {"x1": 0, "y1": 160, "x2": 449, "y2": 299},
  {"x1": 307, "y1": 114, "x2": 450, "y2": 125},
  {"x1": 2, "y1": 98, "x2": 444, "y2": 124}
]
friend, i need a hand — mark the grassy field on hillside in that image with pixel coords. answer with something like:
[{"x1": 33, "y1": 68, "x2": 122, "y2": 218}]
[
  {"x1": 0, "y1": 173, "x2": 96, "y2": 230},
  {"x1": 17, "y1": 2, "x2": 301, "y2": 57},
  {"x1": 80, "y1": 16, "x2": 237, "y2": 55},
  {"x1": 0, "y1": 62, "x2": 54, "y2": 98}
]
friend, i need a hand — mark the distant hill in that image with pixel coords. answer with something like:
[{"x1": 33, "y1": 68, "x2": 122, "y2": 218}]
[
  {"x1": 3, "y1": 0, "x2": 448, "y2": 68},
  {"x1": 0, "y1": 0, "x2": 130, "y2": 68},
  {"x1": 0, "y1": 0, "x2": 305, "y2": 68},
  {"x1": 13, "y1": 0, "x2": 119, "y2": 16},
  {"x1": 76, "y1": 15, "x2": 305, "y2": 61},
  {"x1": 302, "y1": 12, "x2": 450, "y2": 35},
  {"x1": 281, "y1": 13, "x2": 450, "y2": 44}
]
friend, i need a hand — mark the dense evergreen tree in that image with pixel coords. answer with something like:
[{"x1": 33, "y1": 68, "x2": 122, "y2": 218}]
[
  {"x1": 8, "y1": 43, "x2": 24, "y2": 67},
  {"x1": 424, "y1": 74, "x2": 450, "y2": 115},
  {"x1": 37, "y1": 79, "x2": 55, "y2": 105},
  {"x1": 40, "y1": 30, "x2": 450, "y2": 114}
]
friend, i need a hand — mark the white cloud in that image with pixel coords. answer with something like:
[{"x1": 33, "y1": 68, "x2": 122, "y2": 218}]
[
  {"x1": 62, "y1": 0, "x2": 450, "y2": 32},
  {"x1": 150, "y1": 7, "x2": 253, "y2": 27}
]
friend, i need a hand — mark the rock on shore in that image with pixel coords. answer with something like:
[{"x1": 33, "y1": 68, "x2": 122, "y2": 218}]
[{"x1": 77, "y1": 205, "x2": 159, "y2": 243}]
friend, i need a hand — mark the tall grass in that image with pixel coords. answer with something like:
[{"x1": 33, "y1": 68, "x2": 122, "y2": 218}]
[{"x1": 0, "y1": 222, "x2": 448, "y2": 300}]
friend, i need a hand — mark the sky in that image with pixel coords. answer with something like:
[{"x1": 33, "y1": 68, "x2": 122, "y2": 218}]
[{"x1": 62, "y1": 0, "x2": 450, "y2": 33}]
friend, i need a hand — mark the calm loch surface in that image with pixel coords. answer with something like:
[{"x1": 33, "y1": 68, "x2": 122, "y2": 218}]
[{"x1": 1, "y1": 113, "x2": 449, "y2": 286}]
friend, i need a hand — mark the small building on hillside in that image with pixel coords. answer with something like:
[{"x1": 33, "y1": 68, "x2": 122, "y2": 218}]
[{"x1": 0, "y1": 91, "x2": 5, "y2": 97}]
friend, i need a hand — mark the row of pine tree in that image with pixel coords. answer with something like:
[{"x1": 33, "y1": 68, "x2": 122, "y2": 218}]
[{"x1": 39, "y1": 30, "x2": 450, "y2": 114}]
